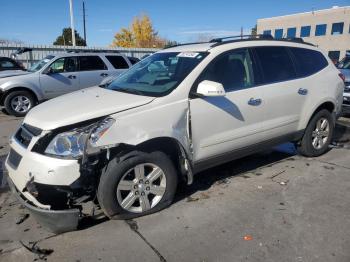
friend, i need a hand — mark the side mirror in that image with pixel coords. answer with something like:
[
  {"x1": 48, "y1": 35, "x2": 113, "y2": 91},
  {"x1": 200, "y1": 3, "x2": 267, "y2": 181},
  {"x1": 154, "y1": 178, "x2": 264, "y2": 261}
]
[
  {"x1": 43, "y1": 67, "x2": 53, "y2": 74},
  {"x1": 196, "y1": 80, "x2": 226, "y2": 97}
]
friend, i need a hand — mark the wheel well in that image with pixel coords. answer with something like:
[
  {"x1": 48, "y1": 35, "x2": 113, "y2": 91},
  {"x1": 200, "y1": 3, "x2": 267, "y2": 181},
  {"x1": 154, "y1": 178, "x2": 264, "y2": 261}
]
[
  {"x1": 110, "y1": 137, "x2": 190, "y2": 184},
  {"x1": 0, "y1": 87, "x2": 38, "y2": 105},
  {"x1": 314, "y1": 102, "x2": 334, "y2": 114}
]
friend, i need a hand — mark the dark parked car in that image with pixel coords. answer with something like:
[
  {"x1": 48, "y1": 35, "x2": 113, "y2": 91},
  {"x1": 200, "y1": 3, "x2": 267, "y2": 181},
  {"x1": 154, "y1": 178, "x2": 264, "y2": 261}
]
[
  {"x1": 337, "y1": 54, "x2": 350, "y2": 115},
  {"x1": 0, "y1": 57, "x2": 27, "y2": 79}
]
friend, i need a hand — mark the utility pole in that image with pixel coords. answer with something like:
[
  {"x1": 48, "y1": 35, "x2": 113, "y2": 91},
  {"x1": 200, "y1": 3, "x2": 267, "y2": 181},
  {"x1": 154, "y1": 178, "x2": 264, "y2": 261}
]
[
  {"x1": 83, "y1": 0, "x2": 87, "y2": 45},
  {"x1": 69, "y1": 0, "x2": 76, "y2": 46},
  {"x1": 241, "y1": 27, "x2": 243, "y2": 39}
]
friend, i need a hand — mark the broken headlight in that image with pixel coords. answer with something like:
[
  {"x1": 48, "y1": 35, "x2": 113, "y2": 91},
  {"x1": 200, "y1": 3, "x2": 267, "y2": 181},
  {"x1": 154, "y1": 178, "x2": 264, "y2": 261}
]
[{"x1": 45, "y1": 118, "x2": 115, "y2": 158}]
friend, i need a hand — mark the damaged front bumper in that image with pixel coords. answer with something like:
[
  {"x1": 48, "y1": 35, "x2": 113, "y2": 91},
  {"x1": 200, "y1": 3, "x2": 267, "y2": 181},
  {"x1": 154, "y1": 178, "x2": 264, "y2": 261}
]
[{"x1": 7, "y1": 175, "x2": 80, "y2": 233}]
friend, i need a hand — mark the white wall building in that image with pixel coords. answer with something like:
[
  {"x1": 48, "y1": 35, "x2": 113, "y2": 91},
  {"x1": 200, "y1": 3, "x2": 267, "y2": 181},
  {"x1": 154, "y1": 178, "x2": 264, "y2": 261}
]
[{"x1": 257, "y1": 6, "x2": 350, "y2": 61}]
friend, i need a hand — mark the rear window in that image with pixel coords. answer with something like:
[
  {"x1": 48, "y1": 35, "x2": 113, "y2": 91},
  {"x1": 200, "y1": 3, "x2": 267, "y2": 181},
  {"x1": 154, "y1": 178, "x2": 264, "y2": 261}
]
[
  {"x1": 289, "y1": 48, "x2": 328, "y2": 77},
  {"x1": 254, "y1": 46, "x2": 296, "y2": 84},
  {"x1": 79, "y1": 56, "x2": 107, "y2": 71},
  {"x1": 105, "y1": 55, "x2": 129, "y2": 69}
]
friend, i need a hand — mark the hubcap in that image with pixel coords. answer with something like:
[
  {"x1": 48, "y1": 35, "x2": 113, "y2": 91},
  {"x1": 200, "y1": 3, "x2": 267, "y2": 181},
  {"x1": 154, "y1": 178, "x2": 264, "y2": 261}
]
[
  {"x1": 116, "y1": 163, "x2": 167, "y2": 213},
  {"x1": 10, "y1": 95, "x2": 31, "y2": 113},
  {"x1": 311, "y1": 117, "x2": 330, "y2": 150}
]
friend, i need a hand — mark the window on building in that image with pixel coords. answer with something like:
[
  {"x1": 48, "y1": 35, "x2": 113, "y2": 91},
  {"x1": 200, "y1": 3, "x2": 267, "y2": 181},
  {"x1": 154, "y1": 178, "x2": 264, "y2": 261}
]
[
  {"x1": 331, "y1": 22, "x2": 344, "y2": 35},
  {"x1": 289, "y1": 47, "x2": 328, "y2": 77},
  {"x1": 315, "y1": 24, "x2": 327, "y2": 36},
  {"x1": 328, "y1": 51, "x2": 340, "y2": 63},
  {"x1": 287, "y1": 28, "x2": 296, "y2": 38},
  {"x1": 254, "y1": 46, "x2": 296, "y2": 84},
  {"x1": 105, "y1": 55, "x2": 129, "y2": 69},
  {"x1": 300, "y1": 26, "x2": 311, "y2": 37},
  {"x1": 274, "y1": 29, "x2": 283, "y2": 39},
  {"x1": 263, "y1": 30, "x2": 272, "y2": 35}
]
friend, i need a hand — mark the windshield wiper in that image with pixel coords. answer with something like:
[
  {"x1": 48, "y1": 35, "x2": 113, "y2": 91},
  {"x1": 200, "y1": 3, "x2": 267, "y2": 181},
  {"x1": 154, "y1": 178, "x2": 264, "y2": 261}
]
[{"x1": 114, "y1": 87, "x2": 145, "y2": 96}]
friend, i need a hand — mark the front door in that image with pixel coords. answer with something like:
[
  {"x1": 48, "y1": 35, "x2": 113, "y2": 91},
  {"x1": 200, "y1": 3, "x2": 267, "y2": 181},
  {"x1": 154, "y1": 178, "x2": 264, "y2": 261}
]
[
  {"x1": 39, "y1": 56, "x2": 79, "y2": 98},
  {"x1": 190, "y1": 48, "x2": 265, "y2": 164}
]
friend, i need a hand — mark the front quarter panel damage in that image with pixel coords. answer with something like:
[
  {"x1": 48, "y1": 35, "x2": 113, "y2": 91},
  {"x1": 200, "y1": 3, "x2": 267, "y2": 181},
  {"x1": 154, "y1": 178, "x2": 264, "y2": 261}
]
[{"x1": 93, "y1": 99, "x2": 192, "y2": 159}]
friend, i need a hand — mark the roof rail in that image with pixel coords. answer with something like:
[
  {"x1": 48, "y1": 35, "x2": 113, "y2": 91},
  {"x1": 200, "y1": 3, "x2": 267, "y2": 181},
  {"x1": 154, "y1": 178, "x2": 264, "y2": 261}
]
[
  {"x1": 210, "y1": 34, "x2": 273, "y2": 43},
  {"x1": 66, "y1": 50, "x2": 120, "y2": 54},
  {"x1": 162, "y1": 41, "x2": 209, "y2": 50}
]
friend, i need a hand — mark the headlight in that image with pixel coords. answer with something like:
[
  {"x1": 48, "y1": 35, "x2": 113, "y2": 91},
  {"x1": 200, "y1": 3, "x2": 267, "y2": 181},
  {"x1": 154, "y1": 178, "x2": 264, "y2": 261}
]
[{"x1": 45, "y1": 118, "x2": 115, "y2": 158}]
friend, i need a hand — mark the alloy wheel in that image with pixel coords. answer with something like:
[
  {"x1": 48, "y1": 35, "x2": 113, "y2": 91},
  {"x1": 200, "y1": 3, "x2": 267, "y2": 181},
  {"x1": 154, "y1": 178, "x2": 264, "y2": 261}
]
[
  {"x1": 116, "y1": 163, "x2": 167, "y2": 213},
  {"x1": 10, "y1": 95, "x2": 31, "y2": 113},
  {"x1": 311, "y1": 117, "x2": 330, "y2": 150}
]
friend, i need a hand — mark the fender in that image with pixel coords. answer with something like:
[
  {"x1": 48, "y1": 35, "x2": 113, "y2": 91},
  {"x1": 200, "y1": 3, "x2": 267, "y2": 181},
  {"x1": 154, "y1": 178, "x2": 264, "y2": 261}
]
[
  {"x1": 0, "y1": 73, "x2": 45, "y2": 101},
  {"x1": 298, "y1": 97, "x2": 336, "y2": 130}
]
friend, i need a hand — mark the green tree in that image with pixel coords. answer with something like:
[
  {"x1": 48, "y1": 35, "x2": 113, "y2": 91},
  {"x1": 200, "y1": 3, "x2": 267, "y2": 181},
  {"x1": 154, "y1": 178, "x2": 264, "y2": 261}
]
[{"x1": 53, "y1": 28, "x2": 86, "y2": 46}]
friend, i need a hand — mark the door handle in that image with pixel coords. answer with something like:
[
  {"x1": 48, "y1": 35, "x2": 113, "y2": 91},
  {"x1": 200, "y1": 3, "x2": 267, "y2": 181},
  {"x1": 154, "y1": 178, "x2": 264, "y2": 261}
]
[
  {"x1": 100, "y1": 73, "x2": 108, "y2": 77},
  {"x1": 67, "y1": 75, "x2": 76, "y2": 79},
  {"x1": 298, "y1": 88, "x2": 308, "y2": 95},
  {"x1": 248, "y1": 98, "x2": 262, "y2": 106}
]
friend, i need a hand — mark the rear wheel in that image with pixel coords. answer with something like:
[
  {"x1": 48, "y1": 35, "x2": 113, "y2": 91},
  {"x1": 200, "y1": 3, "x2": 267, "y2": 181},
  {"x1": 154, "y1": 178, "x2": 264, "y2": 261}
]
[
  {"x1": 97, "y1": 151, "x2": 178, "y2": 219},
  {"x1": 4, "y1": 90, "x2": 35, "y2": 117},
  {"x1": 297, "y1": 109, "x2": 334, "y2": 157}
]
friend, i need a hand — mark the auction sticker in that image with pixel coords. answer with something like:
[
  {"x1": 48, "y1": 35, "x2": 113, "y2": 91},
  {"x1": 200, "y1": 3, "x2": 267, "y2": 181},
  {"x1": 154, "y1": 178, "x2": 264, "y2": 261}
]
[{"x1": 177, "y1": 52, "x2": 200, "y2": 58}]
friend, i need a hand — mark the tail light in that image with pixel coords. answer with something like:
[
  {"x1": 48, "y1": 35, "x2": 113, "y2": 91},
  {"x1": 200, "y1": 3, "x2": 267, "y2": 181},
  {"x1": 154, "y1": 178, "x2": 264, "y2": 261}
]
[{"x1": 339, "y1": 73, "x2": 345, "y2": 82}]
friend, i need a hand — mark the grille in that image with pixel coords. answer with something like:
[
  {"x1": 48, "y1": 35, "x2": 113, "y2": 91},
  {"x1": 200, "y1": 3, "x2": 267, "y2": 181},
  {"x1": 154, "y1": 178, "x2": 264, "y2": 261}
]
[
  {"x1": 7, "y1": 149, "x2": 22, "y2": 170},
  {"x1": 14, "y1": 124, "x2": 42, "y2": 148}
]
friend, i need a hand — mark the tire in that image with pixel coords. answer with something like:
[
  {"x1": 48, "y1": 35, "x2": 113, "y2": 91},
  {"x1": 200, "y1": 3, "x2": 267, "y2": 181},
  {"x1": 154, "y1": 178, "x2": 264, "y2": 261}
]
[
  {"x1": 4, "y1": 90, "x2": 35, "y2": 117},
  {"x1": 297, "y1": 109, "x2": 334, "y2": 157},
  {"x1": 97, "y1": 151, "x2": 178, "y2": 220}
]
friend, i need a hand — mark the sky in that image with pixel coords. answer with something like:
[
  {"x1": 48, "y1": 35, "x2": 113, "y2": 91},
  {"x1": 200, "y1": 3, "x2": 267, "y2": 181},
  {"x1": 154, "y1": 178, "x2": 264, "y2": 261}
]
[{"x1": 1, "y1": 0, "x2": 349, "y2": 47}]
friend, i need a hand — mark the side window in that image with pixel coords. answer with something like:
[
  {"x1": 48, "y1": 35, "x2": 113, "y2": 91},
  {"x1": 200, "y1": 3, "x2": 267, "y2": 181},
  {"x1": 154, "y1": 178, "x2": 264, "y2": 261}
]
[
  {"x1": 79, "y1": 56, "x2": 107, "y2": 71},
  {"x1": 0, "y1": 59, "x2": 18, "y2": 70},
  {"x1": 200, "y1": 48, "x2": 257, "y2": 92},
  {"x1": 289, "y1": 48, "x2": 328, "y2": 77},
  {"x1": 105, "y1": 55, "x2": 129, "y2": 69},
  {"x1": 49, "y1": 57, "x2": 77, "y2": 73},
  {"x1": 254, "y1": 46, "x2": 296, "y2": 84}
]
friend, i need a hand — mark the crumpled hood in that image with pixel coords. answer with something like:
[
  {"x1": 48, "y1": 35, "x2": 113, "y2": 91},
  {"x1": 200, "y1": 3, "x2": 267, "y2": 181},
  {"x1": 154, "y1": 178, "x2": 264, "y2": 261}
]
[
  {"x1": 24, "y1": 86, "x2": 155, "y2": 130},
  {"x1": 0, "y1": 70, "x2": 30, "y2": 78}
]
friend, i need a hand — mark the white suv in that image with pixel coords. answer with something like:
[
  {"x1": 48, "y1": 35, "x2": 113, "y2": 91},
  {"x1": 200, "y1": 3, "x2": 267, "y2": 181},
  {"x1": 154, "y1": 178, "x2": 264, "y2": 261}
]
[
  {"x1": 5, "y1": 36, "x2": 344, "y2": 232},
  {"x1": 0, "y1": 52, "x2": 132, "y2": 116}
]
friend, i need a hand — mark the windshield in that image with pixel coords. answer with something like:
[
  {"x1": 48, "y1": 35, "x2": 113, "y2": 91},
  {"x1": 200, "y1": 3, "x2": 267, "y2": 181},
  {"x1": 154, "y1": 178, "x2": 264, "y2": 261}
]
[
  {"x1": 105, "y1": 52, "x2": 208, "y2": 97},
  {"x1": 28, "y1": 55, "x2": 55, "y2": 72}
]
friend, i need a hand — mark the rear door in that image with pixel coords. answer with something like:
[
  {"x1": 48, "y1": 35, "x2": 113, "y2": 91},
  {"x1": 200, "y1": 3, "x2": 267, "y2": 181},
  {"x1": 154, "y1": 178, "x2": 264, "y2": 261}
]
[
  {"x1": 190, "y1": 48, "x2": 265, "y2": 163},
  {"x1": 77, "y1": 56, "x2": 109, "y2": 88},
  {"x1": 39, "y1": 56, "x2": 79, "y2": 98},
  {"x1": 253, "y1": 46, "x2": 305, "y2": 139}
]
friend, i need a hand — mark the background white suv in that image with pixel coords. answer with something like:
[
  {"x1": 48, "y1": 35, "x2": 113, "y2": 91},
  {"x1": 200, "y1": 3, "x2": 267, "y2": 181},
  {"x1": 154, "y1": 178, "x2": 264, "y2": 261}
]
[
  {"x1": 5, "y1": 36, "x2": 344, "y2": 232},
  {"x1": 0, "y1": 52, "x2": 133, "y2": 116}
]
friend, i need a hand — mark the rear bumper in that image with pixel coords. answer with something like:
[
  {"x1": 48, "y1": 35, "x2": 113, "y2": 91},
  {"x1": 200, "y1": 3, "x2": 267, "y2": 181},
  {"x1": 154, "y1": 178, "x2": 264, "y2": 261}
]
[{"x1": 7, "y1": 175, "x2": 80, "y2": 233}]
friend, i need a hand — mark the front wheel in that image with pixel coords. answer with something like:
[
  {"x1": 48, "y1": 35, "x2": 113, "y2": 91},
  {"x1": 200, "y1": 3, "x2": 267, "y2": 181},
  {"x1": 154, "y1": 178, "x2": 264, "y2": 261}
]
[
  {"x1": 297, "y1": 109, "x2": 334, "y2": 157},
  {"x1": 97, "y1": 151, "x2": 178, "y2": 219},
  {"x1": 4, "y1": 90, "x2": 35, "y2": 117}
]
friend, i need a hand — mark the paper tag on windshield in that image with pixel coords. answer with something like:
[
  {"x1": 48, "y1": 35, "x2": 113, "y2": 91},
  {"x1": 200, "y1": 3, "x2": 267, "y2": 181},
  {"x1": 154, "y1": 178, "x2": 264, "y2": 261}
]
[{"x1": 177, "y1": 52, "x2": 199, "y2": 58}]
